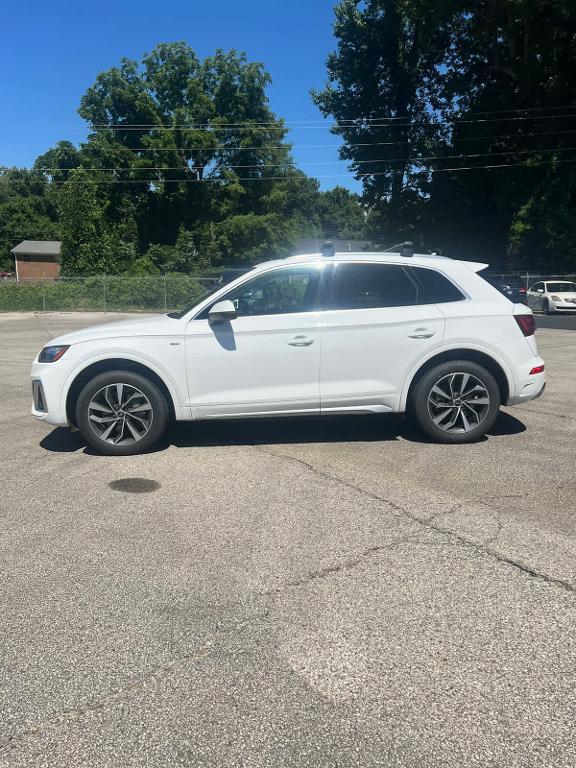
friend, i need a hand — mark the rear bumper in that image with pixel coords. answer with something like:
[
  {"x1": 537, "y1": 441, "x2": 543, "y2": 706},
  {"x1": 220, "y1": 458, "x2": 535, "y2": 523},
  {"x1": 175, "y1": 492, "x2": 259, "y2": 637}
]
[
  {"x1": 533, "y1": 382, "x2": 546, "y2": 400},
  {"x1": 506, "y1": 371, "x2": 546, "y2": 406}
]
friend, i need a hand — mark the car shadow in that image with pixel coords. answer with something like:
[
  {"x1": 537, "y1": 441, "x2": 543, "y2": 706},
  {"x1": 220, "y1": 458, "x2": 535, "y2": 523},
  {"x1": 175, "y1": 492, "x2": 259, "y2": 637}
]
[
  {"x1": 487, "y1": 410, "x2": 527, "y2": 437},
  {"x1": 39, "y1": 410, "x2": 526, "y2": 454}
]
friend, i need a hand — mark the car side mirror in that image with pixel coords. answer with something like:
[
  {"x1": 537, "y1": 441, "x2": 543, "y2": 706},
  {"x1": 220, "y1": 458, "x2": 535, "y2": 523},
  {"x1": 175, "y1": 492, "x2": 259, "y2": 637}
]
[{"x1": 208, "y1": 300, "x2": 237, "y2": 324}]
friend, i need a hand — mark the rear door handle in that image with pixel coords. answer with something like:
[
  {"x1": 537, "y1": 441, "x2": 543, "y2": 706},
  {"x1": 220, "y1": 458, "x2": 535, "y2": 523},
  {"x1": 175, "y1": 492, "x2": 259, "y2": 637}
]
[
  {"x1": 288, "y1": 335, "x2": 314, "y2": 347},
  {"x1": 408, "y1": 328, "x2": 436, "y2": 339}
]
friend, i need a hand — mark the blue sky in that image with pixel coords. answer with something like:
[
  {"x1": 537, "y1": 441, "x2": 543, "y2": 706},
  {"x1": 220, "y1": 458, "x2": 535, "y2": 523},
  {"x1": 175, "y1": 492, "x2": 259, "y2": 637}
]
[{"x1": 0, "y1": 0, "x2": 359, "y2": 191}]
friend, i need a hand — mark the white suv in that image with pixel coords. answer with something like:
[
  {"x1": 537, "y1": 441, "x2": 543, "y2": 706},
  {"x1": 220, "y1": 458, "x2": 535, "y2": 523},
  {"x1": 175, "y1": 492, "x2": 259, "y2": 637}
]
[{"x1": 31, "y1": 252, "x2": 545, "y2": 455}]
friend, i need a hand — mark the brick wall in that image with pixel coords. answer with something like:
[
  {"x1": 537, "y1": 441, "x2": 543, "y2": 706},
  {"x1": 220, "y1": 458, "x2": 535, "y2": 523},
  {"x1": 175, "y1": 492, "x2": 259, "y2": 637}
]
[{"x1": 16, "y1": 256, "x2": 60, "y2": 280}]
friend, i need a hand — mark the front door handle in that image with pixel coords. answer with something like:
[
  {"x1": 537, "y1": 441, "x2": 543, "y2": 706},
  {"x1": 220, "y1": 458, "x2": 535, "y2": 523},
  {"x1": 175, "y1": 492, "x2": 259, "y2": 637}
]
[
  {"x1": 408, "y1": 328, "x2": 436, "y2": 339},
  {"x1": 288, "y1": 335, "x2": 314, "y2": 347}
]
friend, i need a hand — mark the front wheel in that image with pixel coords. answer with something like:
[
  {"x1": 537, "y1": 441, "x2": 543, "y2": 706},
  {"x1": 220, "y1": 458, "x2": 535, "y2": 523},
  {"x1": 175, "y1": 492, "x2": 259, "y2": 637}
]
[
  {"x1": 409, "y1": 361, "x2": 501, "y2": 444},
  {"x1": 543, "y1": 299, "x2": 550, "y2": 315},
  {"x1": 76, "y1": 370, "x2": 169, "y2": 455}
]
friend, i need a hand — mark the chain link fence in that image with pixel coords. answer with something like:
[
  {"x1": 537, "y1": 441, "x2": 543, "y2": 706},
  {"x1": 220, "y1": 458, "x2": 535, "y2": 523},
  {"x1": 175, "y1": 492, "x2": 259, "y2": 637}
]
[
  {"x1": 0, "y1": 275, "x2": 218, "y2": 313},
  {"x1": 1, "y1": 270, "x2": 575, "y2": 313},
  {"x1": 485, "y1": 272, "x2": 576, "y2": 289}
]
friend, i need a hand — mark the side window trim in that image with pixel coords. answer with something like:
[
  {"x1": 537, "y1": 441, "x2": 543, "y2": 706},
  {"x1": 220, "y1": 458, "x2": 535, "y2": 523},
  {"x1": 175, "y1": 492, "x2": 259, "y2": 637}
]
[{"x1": 316, "y1": 262, "x2": 334, "y2": 311}]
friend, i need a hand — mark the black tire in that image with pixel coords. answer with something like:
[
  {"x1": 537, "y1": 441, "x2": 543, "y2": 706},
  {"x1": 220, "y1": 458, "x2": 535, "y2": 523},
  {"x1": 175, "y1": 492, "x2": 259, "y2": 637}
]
[
  {"x1": 543, "y1": 299, "x2": 550, "y2": 315},
  {"x1": 408, "y1": 361, "x2": 501, "y2": 444},
  {"x1": 76, "y1": 370, "x2": 169, "y2": 455}
]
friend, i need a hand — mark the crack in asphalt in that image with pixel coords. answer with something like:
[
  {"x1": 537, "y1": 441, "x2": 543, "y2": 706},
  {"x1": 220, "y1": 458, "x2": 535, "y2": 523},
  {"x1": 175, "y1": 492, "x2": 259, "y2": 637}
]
[
  {"x1": 4, "y1": 436, "x2": 575, "y2": 755},
  {"x1": 251, "y1": 444, "x2": 576, "y2": 597},
  {"x1": 258, "y1": 530, "x2": 427, "y2": 597}
]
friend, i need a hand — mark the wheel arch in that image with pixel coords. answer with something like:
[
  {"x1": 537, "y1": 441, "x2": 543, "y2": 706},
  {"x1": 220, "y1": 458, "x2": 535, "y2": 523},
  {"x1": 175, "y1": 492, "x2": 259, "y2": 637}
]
[
  {"x1": 66, "y1": 357, "x2": 177, "y2": 427},
  {"x1": 402, "y1": 348, "x2": 511, "y2": 410}
]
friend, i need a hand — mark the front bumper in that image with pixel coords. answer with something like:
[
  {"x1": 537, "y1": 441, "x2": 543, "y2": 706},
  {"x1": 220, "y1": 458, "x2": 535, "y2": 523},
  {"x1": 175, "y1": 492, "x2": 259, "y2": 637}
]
[{"x1": 30, "y1": 360, "x2": 71, "y2": 427}]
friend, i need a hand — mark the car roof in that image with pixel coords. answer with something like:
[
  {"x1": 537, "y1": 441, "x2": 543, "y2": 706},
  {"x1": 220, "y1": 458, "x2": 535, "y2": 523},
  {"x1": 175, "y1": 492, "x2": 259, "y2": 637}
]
[{"x1": 255, "y1": 252, "x2": 488, "y2": 273}]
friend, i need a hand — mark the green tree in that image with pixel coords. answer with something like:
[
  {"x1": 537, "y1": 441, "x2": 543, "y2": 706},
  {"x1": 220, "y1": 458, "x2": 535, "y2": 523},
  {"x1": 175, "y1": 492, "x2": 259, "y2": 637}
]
[
  {"x1": 315, "y1": 0, "x2": 576, "y2": 268},
  {"x1": 75, "y1": 42, "x2": 303, "y2": 264},
  {"x1": 313, "y1": 0, "x2": 453, "y2": 240},
  {"x1": 58, "y1": 168, "x2": 127, "y2": 275},
  {"x1": 317, "y1": 186, "x2": 366, "y2": 239},
  {"x1": 34, "y1": 141, "x2": 83, "y2": 183},
  {"x1": 0, "y1": 169, "x2": 60, "y2": 270},
  {"x1": 438, "y1": 0, "x2": 576, "y2": 268}
]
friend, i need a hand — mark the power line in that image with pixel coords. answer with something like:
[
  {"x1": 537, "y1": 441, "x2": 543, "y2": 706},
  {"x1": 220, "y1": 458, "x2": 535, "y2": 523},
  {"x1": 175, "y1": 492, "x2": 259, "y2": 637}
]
[
  {"x1": 66, "y1": 128, "x2": 576, "y2": 153},
  {"x1": 41, "y1": 105, "x2": 576, "y2": 132},
  {"x1": 87, "y1": 113, "x2": 576, "y2": 132},
  {"x1": 19, "y1": 146, "x2": 576, "y2": 174},
  {"x1": 452, "y1": 105, "x2": 576, "y2": 116},
  {"x1": 89, "y1": 107, "x2": 576, "y2": 127},
  {"x1": 89, "y1": 109, "x2": 576, "y2": 128},
  {"x1": 31, "y1": 157, "x2": 576, "y2": 184}
]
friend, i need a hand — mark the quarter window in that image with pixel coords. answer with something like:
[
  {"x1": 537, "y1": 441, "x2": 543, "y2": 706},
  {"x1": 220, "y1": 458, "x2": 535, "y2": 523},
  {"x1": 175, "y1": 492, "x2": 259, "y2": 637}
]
[
  {"x1": 207, "y1": 265, "x2": 323, "y2": 318},
  {"x1": 410, "y1": 267, "x2": 465, "y2": 304},
  {"x1": 329, "y1": 263, "x2": 418, "y2": 310}
]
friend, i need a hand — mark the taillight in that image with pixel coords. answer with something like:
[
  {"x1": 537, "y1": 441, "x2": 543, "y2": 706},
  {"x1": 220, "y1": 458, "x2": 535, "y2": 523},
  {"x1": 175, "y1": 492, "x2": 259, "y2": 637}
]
[
  {"x1": 530, "y1": 365, "x2": 545, "y2": 375},
  {"x1": 514, "y1": 314, "x2": 535, "y2": 337}
]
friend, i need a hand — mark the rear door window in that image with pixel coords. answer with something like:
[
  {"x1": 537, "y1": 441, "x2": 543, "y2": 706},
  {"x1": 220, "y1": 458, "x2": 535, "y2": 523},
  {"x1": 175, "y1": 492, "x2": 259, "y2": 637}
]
[{"x1": 328, "y1": 263, "x2": 418, "y2": 309}]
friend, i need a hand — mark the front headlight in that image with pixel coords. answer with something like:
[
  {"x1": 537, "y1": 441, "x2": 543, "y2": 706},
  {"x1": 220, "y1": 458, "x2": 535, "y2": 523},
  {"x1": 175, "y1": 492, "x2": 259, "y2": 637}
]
[{"x1": 38, "y1": 345, "x2": 70, "y2": 363}]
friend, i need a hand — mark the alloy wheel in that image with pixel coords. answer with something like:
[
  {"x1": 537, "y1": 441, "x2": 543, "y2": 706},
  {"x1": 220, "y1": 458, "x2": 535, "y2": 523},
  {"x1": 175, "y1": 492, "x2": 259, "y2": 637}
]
[
  {"x1": 427, "y1": 372, "x2": 491, "y2": 434},
  {"x1": 87, "y1": 383, "x2": 154, "y2": 446}
]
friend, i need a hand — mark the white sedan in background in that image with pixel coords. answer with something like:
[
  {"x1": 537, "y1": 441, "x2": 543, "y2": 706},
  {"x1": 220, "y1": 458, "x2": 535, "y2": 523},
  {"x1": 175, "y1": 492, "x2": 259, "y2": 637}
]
[{"x1": 526, "y1": 281, "x2": 576, "y2": 314}]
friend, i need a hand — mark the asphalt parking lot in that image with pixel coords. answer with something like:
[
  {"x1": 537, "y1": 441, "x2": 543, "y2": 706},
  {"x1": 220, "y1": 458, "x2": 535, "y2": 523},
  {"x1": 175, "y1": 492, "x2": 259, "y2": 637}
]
[
  {"x1": 535, "y1": 313, "x2": 576, "y2": 330},
  {"x1": 1, "y1": 311, "x2": 576, "y2": 768}
]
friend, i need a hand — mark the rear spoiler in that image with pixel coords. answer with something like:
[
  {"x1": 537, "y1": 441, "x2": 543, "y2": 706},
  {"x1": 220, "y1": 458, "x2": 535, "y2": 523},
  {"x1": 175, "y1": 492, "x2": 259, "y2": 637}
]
[{"x1": 456, "y1": 260, "x2": 489, "y2": 273}]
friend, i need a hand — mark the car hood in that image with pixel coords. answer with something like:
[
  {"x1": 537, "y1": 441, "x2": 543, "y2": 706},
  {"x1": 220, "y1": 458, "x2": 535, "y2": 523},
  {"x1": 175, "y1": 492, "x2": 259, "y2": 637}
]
[
  {"x1": 47, "y1": 314, "x2": 184, "y2": 346},
  {"x1": 549, "y1": 291, "x2": 576, "y2": 298}
]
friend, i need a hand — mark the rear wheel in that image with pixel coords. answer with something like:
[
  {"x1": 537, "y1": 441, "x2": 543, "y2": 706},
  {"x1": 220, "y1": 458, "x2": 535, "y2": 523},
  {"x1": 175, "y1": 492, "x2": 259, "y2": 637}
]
[
  {"x1": 76, "y1": 370, "x2": 169, "y2": 455},
  {"x1": 409, "y1": 361, "x2": 501, "y2": 444}
]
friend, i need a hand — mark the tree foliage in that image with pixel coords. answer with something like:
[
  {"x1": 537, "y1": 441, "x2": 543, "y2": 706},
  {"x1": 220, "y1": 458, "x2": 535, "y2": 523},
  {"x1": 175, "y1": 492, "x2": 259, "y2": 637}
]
[
  {"x1": 0, "y1": 169, "x2": 60, "y2": 270},
  {"x1": 314, "y1": 0, "x2": 576, "y2": 268},
  {"x1": 2, "y1": 42, "x2": 364, "y2": 275},
  {"x1": 5, "y1": 13, "x2": 575, "y2": 275}
]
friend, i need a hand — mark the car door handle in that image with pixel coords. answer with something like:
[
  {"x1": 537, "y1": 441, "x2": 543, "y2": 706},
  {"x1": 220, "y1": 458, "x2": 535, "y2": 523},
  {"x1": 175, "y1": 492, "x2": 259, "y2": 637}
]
[
  {"x1": 288, "y1": 335, "x2": 314, "y2": 347},
  {"x1": 408, "y1": 328, "x2": 436, "y2": 339}
]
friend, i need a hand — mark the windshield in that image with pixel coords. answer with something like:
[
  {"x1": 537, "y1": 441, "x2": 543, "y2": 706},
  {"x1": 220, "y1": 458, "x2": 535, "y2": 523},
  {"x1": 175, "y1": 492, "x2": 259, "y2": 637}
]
[{"x1": 546, "y1": 282, "x2": 576, "y2": 292}]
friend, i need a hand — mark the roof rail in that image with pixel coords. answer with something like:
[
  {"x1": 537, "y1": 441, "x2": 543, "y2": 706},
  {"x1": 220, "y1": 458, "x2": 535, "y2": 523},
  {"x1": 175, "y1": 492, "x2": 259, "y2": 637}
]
[{"x1": 321, "y1": 241, "x2": 336, "y2": 258}]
